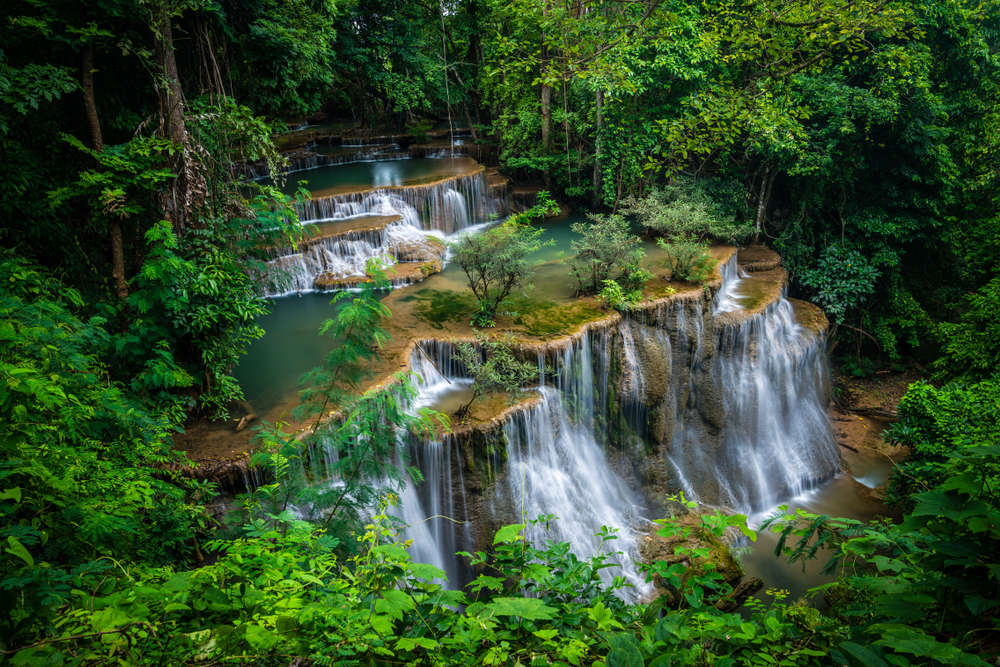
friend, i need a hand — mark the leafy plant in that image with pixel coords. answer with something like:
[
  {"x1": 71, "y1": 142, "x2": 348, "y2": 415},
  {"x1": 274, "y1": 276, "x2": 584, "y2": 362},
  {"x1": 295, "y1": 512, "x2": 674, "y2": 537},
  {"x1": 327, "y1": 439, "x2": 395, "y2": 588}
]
[
  {"x1": 450, "y1": 331, "x2": 542, "y2": 419},
  {"x1": 624, "y1": 177, "x2": 754, "y2": 244},
  {"x1": 656, "y1": 236, "x2": 719, "y2": 283},
  {"x1": 562, "y1": 213, "x2": 649, "y2": 293},
  {"x1": 449, "y1": 194, "x2": 558, "y2": 327},
  {"x1": 800, "y1": 244, "x2": 880, "y2": 325},
  {"x1": 597, "y1": 279, "x2": 642, "y2": 311}
]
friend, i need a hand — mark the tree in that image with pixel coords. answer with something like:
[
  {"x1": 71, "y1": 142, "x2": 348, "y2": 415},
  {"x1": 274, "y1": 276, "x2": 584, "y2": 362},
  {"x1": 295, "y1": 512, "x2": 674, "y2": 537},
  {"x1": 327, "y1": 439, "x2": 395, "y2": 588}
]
[
  {"x1": 562, "y1": 213, "x2": 649, "y2": 294},
  {"x1": 623, "y1": 178, "x2": 750, "y2": 284},
  {"x1": 451, "y1": 331, "x2": 541, "y2": 420},
  {"x1": 449, "y1": 195, "x2": 558, "y2": 327}
]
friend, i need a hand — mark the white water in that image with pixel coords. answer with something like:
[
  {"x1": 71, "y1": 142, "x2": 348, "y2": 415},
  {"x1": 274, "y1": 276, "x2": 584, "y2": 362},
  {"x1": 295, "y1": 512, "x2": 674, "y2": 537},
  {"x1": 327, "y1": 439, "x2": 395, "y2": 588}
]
[
  {"x1": 262, "y1": 170, "x2": 507, "y2": 297},
  {"x1": 387, "y1": 254, "x2": 839, "y2": 599},
  {"x1": 499, "y1": 388, "x2": 654, "y2": 602}
]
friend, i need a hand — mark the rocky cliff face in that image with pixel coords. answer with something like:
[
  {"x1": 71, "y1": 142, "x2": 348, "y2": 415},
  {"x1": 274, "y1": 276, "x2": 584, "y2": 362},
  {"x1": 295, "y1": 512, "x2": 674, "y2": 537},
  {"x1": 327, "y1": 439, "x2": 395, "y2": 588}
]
[{"x1": 396, "y1": 249, "x2": 839, "y2": 593}]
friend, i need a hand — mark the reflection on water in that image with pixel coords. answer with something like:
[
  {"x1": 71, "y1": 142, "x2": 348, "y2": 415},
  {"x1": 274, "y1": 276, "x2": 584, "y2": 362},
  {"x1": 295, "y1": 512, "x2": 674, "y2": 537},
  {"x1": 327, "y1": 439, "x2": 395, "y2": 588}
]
[{"x1": 235, "y1": 291, "x2": 348, "y2": 418}]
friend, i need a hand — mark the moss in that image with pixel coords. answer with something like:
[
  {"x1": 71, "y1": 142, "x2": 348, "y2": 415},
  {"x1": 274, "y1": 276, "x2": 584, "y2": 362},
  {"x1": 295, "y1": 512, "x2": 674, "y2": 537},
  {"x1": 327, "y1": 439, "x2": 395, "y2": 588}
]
[
  {"x1": 513, "y1": 300, "x2": 606, "y2": 337},
  {"x1": 398, "y1": 289, "x2": 478, "y2": 329}
]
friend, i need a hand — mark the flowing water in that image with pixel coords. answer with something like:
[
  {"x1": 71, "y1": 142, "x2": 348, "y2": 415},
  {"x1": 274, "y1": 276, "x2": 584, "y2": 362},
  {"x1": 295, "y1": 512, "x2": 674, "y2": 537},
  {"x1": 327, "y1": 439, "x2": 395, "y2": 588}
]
[{"x1": 234, "y1": 154, "x2": 877, "y2": 603}]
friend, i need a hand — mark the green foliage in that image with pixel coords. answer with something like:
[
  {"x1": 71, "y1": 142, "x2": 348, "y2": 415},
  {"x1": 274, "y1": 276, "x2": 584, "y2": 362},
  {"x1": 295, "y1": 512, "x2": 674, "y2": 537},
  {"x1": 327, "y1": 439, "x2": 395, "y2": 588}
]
[
  {"x1": 624, "y1": 177, "x2": 753, "y2": 245},
  {"x1": 562, "y1": 213, "x2": 649, "y2": 294},
  {"x1": 596, "y1": 279, "x2": 643, "y2": 311},
  {"x1": 882, "y1": 380, "x2": 1000, "y2": 510},
  {"x1": 655, "y1": 237, "x2": 718, "y2": 284},
  {"x1": 800, "y1": 245, "x2": 881, "y2": 325},
  {"x1": 451, "y1": 331, "x2": 542, "y2": 418},
  {"x1": 763, "y1": 377, "x2": 1000, "y2": 667},
  {"x1": 0, "y1": 253, "x2": 213, "y2": 652},
  {"x1": 935, "y1": 278, "x2": 1000, "y2": 383},
  {"x1": 450, "y1": 194, "x2": 558, "y2": 327}
]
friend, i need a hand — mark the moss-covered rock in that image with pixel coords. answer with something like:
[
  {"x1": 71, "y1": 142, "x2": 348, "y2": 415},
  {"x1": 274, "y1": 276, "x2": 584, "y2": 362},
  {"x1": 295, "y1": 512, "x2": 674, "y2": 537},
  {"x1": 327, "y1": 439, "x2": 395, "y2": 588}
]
[{"x1": 638, "y1": 502, "x2": 746, "y2": 607}]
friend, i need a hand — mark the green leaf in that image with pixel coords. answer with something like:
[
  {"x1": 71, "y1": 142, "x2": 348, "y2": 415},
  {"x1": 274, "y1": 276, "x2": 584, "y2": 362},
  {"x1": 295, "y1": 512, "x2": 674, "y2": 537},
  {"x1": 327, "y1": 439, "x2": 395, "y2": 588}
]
[
  {"x1": 163, "y1": 603, "x2": 191, "y2": 613},
  {"x1": 5, "y1": 536, "x2": 33, "y2": 567},
  {"x1": 485, "y1": 597, "x2": 557, "y2": 620},
  {"x1": 838, "y1": 644, "x2": 889, "y2": 667},
  {"x1": 964, "y1": 595, "x2": 1000, "y2": 616},
  {"x1": 408, "y1": 562, "x2": 447, "y2": 582},
  {"x1": 493, "y1": 523, "x2": 525, "y2": 544},
  {"x1": 395, "y1": 637, "x2": 439, "y2": 651},
  {"x1": 0, "y1": 487, "x2": 21, "y2": 503},
  {"x1": 374, "y1": 590, "x2": 415, "y2": 620}
]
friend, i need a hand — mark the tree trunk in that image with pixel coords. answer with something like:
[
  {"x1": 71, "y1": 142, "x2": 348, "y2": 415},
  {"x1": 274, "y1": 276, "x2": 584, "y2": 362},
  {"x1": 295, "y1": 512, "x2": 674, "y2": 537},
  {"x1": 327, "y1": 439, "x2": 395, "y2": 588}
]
[
  {"x1": 540, "y1": 2, "x2": 552, "y2": 188},
  {"x1": 154, "y1": 6, "x2": 190, "y2": 233},
  {"x1": 592, "y1": 89, "x2": 604, "y2": 206},
  {"x1": 82, "y1": 39, "x2": 129, "y2": 305},
  {"x1": 752, "y1": 164, "x2": 776, "y2": 244}
]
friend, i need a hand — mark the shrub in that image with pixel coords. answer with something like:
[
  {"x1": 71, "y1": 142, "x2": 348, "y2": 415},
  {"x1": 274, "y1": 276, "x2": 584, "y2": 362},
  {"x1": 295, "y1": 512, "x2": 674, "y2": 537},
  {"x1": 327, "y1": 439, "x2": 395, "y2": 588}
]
[
  {"x1": 623, "y1": 176, "x2": 753, "y2": 244},
  {"x1": 451, "y1": 331, "x2": 542, "y2": 418},
  {"x1": 597, "y1": 279, "x2": 642, "y2": 311},
  {"x1": 449, "y1": 194, "x2": 558, "y2": 327},
  {"x1": 799, "y1": 244, "x2": 880, "y2": 325},
  {"x1": 562, "y1": 213, "x2": 648, "y2": 293},
  {"x1": 934, "y1": 277, "x2": 1000, "y2": 383},
  {"x1": 655, "y1": 237, "x2": 717, "y2": 282}
]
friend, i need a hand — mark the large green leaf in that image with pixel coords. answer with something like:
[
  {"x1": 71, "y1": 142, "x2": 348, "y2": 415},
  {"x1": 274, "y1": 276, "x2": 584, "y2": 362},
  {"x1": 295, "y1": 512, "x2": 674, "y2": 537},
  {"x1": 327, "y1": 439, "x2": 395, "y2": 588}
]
[
  {"x1": 374, "y1": 590, "x2": 415, "y2": 620},
  {"x1": 493, "y1": 523, "x2": 525, "y2": 544},
  {"x1": 484, "y1": 597, "x2": 556, "y2": 620},
  {"x1": 838, "y1": 642, "x2": 889, "y2": 667}
]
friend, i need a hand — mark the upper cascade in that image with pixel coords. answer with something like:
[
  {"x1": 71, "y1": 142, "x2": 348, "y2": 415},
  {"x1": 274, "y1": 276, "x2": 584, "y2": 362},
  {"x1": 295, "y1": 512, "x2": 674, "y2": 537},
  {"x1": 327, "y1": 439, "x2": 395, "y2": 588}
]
[{"x1": 260, "y1": 164, "x2": 510, "y2": 297}]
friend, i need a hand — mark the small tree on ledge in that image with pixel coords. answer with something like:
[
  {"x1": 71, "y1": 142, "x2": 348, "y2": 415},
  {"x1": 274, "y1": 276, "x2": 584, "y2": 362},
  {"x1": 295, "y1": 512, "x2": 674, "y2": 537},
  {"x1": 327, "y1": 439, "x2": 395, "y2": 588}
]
[
  {"x1": 451, "y1": 331, "x2": 542, "y2": 420},
  {"x1": 449, "y1": 193, "x2": 558, "y2": 327}
]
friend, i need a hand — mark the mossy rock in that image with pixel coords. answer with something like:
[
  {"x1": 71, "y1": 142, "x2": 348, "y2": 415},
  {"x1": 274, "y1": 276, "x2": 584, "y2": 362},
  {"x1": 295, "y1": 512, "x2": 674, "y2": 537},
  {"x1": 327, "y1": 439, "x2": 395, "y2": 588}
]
[{"x1": 639, "y1": 506, "x2": 745, "y2": 607}]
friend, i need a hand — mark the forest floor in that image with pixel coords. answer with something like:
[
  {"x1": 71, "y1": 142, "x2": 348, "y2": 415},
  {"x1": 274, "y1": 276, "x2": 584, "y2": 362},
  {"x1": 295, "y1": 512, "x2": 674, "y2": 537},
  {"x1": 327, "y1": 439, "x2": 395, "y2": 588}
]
[{"x1": 826, "y1": 364, "x2": 925, "y2": 486}]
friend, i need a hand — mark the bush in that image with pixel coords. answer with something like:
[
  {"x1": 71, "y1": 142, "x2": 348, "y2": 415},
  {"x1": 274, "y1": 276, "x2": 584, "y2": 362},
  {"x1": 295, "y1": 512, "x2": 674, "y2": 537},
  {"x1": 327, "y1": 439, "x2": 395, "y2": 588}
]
[
  {"x1": 596, "y1": 279, "x2": 642, "y2": 311},
  {"x1": 656, "y1": 237, "x2": 718, "y2": 283},
  {"x1": 451, "y1": 331, "x2": 542, "y2": 418},
  {"x1": 799, "y1": 244, "x2": 880, "y2": 325},
  {"x1": 449, "y1": 195, "x2": 557, "y2": 327},
  {"x1": 934, "y1": 277, "x2": 1000, "y2": 383},
  {"x1": 623, "y1": 176, "x2": 753, "y2": 244},
  {"x1": 562, "y1": 213, "x2": 649, "y2": 293}
]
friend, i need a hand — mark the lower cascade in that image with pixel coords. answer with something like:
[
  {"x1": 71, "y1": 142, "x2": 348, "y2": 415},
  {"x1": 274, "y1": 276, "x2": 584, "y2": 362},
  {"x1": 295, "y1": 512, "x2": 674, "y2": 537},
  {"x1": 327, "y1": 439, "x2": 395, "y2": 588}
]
[{"x1": 397, "y1": 255, "x2": 839, "y2": 597}]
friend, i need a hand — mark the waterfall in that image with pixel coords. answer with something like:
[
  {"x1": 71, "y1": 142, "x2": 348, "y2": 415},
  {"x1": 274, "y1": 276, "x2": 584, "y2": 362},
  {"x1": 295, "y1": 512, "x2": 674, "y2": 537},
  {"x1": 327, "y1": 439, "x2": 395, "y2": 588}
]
[
  {"x1": 295, "y1": 171, "x2": 506, "y2": 233},
  {"x1": 499, "y1": 388, "x2": 654, "y2": 603},
  {"x1": 663, "y1": 294, "x2": 839, "y2": 512}
]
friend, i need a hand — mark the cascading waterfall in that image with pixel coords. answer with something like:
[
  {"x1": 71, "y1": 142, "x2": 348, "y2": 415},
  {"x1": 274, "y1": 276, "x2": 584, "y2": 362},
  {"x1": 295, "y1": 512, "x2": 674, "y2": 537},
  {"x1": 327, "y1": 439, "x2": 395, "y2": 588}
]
[
  {"x1": 498, "y1": 388, "x2": 654, "y2": 603},
  {"x1": 262, "y1": 217, "x2": 441, "y2": 297},
  {"x1": 295, "y1": 171, "x2": 506, "y2": 233},
  {"x1": 390, "y1": 254, "x2": 839, "y2": 598},
  {"x1": 664, "y1": 295, "x2": 839, "y2": 511}
]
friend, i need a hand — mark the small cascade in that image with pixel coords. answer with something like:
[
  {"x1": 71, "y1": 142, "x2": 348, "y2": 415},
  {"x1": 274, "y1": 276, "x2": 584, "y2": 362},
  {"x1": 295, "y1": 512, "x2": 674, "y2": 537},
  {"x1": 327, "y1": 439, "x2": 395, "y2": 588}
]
[
  {"x1": 262, "y1": 220, "x2": 429, "y2": 297},
  {"x1": 498, "y1": 388, "x2": 653, "y2": 602},
  {"x1": 295, "y1": 171, "x2": 507, "y2": 234},
  {"x1": 660, "y1": 294, "x2": 839, "y2": 512},
  {"x1": 396, "y1": 437, "x2": 473, "y2": 587},
  {"x1": 712, "y1": 254, "x2": 748, "y2": 313}
]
